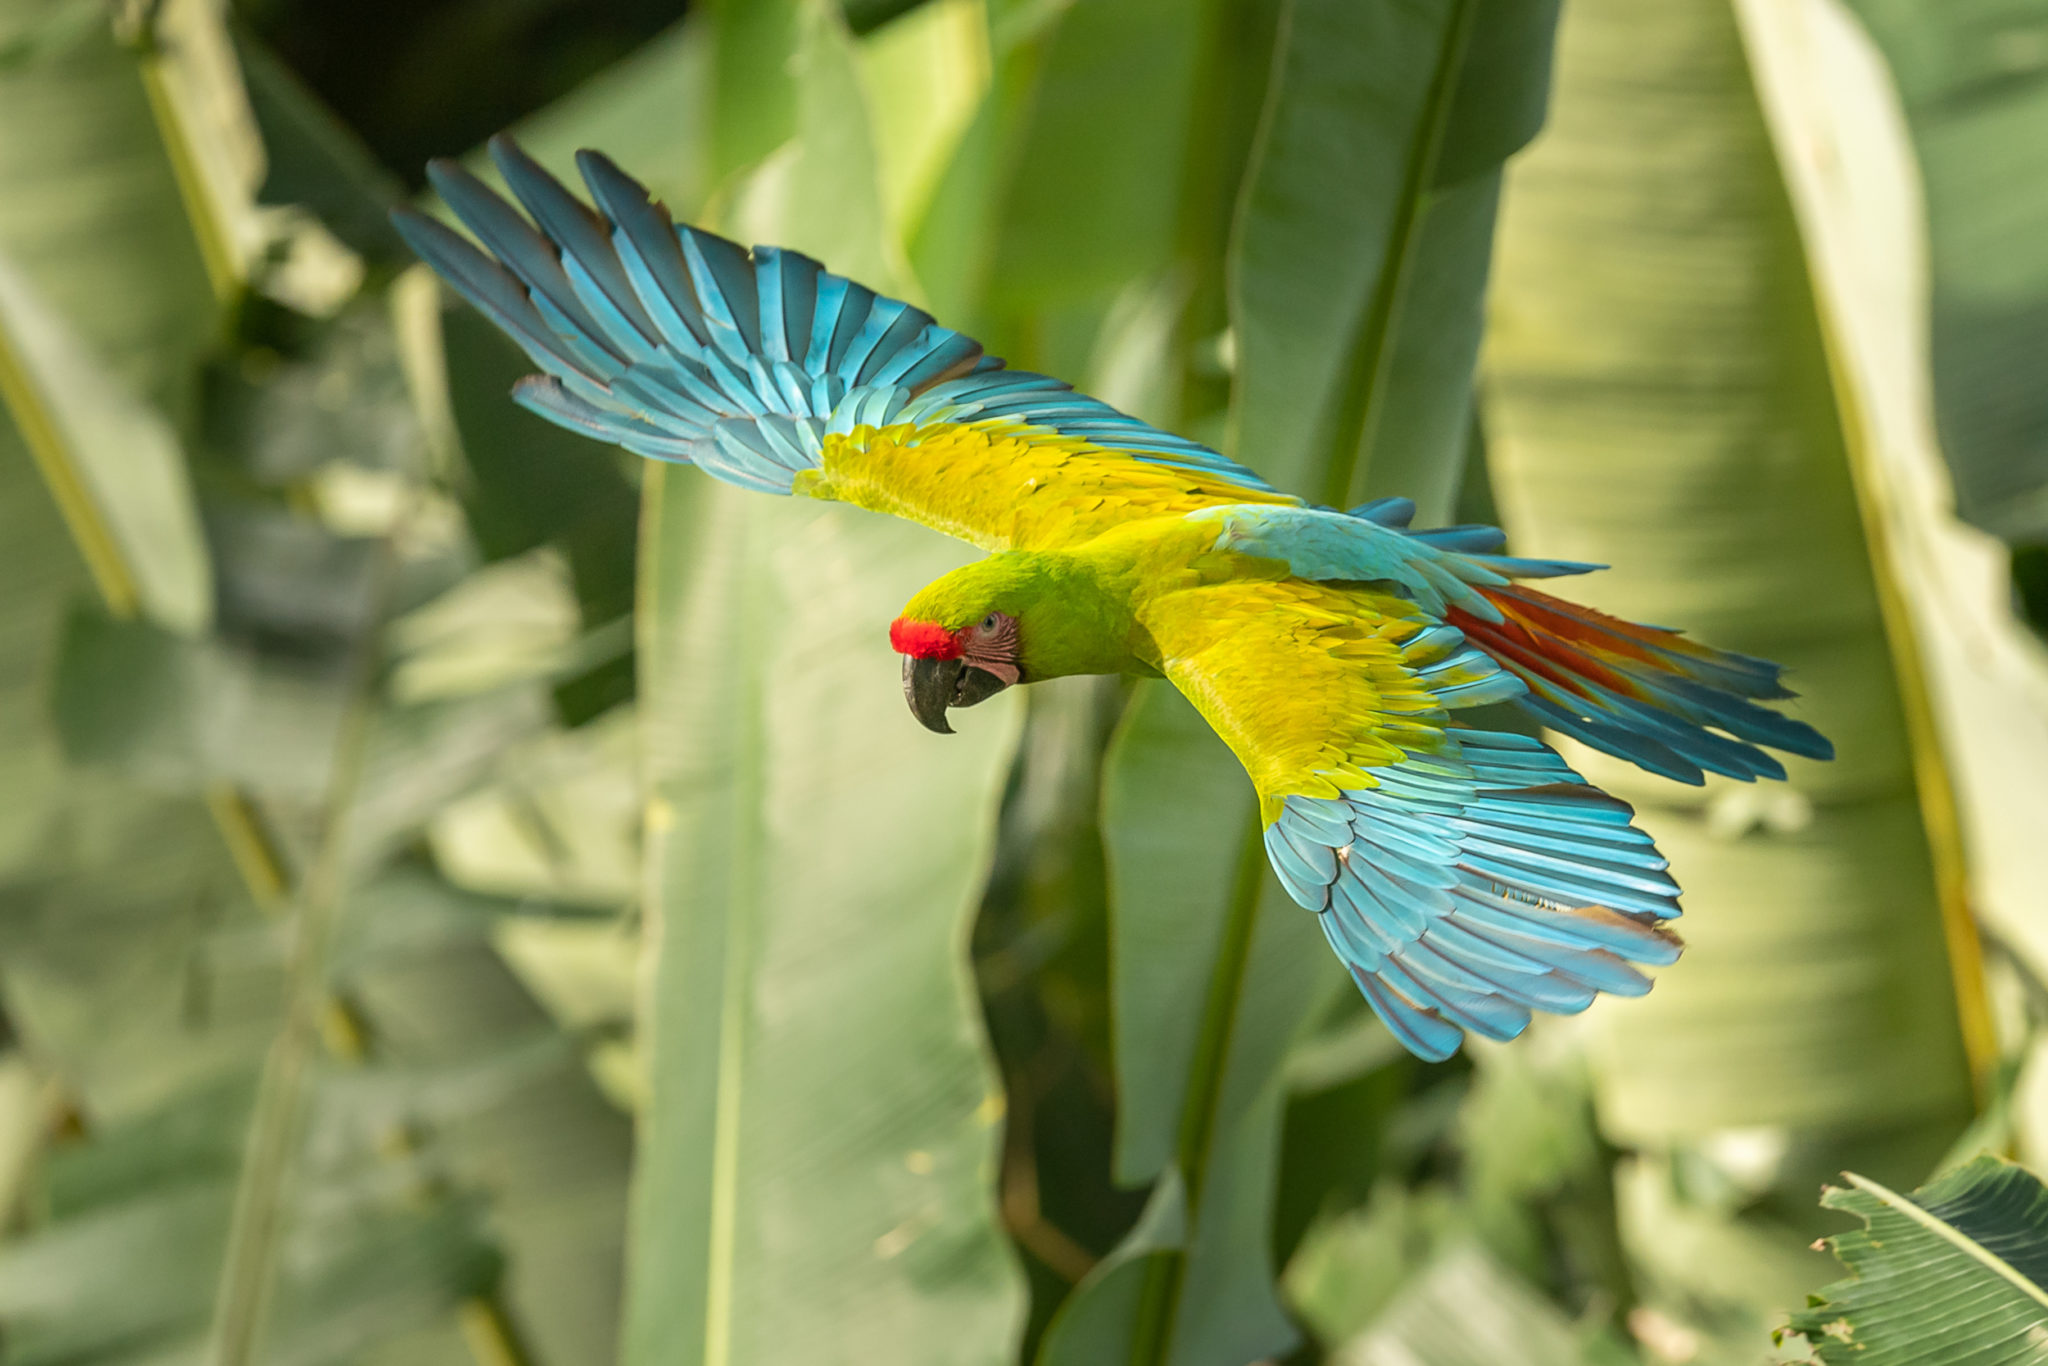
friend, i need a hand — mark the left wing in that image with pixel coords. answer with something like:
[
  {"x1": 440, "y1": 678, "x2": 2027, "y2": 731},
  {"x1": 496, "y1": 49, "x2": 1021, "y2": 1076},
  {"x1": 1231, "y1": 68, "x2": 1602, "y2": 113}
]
[
  {"x1": 1143, "y1": 579, "x2": 1683, "y2": 1060},
  {"x1": 393, "y1": 137, "x2": 1294, "y2": 550}
]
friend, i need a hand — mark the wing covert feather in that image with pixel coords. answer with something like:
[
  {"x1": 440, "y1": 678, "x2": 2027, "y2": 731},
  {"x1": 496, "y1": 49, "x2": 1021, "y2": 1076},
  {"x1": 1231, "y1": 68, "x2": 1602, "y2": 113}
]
[
  {"x1": 805, "y1": 420, "x2": 1297, "y2": 551},
  {"x1": 1144, "y1": 580, "x2": 1516, "y2": 811}
]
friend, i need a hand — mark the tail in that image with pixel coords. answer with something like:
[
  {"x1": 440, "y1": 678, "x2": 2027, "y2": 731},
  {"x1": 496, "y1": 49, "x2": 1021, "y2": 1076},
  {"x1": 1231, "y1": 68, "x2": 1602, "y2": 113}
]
[
  {"x1": 1341, "y1": 498, "x2": 1832, "y2": 784},
  {"x1": 1449, "y1": 584, "x2": 1834, "y2": 785}
]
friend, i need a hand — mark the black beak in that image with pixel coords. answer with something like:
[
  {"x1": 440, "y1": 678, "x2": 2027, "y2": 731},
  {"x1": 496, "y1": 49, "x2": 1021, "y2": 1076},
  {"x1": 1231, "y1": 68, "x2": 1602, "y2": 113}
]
[{"x1": 903, "y1": 656, "x2": 1013, "y2": 734}]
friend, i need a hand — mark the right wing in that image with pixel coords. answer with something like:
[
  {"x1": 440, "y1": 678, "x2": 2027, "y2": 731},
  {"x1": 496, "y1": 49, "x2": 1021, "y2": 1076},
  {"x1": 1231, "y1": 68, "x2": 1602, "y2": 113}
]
[
  {"x1": 1143, "y1": 578, "x2": 1683, "y2": 1061},
  {"x1": 393, "y1": 138, "x2": 1296, "y2": 551}
]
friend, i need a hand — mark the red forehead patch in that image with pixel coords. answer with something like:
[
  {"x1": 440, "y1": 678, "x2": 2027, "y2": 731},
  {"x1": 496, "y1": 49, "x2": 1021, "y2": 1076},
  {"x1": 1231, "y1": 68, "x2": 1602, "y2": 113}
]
[{"x1": 890, "y1": 618, "x2": 964, "y2": 659}]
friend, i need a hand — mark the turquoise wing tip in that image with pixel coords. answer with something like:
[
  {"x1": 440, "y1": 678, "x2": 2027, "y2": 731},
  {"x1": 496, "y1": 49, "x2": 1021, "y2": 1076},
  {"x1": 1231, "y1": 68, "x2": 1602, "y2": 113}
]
[{"x1": 1272, "y1": 732, "x2": 1683, "y2": 1062}]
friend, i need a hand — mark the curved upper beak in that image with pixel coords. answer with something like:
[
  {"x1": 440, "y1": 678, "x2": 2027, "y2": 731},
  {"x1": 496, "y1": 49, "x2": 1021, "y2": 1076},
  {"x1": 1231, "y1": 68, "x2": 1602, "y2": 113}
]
[{"x1": 902, "y1": 655, "x2": 1012, "y2": 734}]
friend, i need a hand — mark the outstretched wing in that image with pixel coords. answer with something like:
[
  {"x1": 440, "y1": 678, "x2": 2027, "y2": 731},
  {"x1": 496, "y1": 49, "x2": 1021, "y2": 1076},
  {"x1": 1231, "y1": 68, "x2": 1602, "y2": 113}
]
[
  {"x1": 1143, "y1": 579, "x2": 1684, "y2": 1061},
  {"x1": 393, "y1": 137, "x2": 1295, "y2": 550}
]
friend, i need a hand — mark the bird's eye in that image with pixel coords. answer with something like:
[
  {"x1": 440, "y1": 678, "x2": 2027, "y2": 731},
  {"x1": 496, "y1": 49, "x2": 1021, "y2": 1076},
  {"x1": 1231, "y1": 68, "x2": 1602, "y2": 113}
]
[{"x1": 981, "y1": 613, "x2": 999, "y2": 631}]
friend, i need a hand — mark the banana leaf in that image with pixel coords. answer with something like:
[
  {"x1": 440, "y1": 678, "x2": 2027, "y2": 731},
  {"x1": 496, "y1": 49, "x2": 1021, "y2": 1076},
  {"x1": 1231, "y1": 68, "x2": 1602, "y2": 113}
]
[
  {"x1": 1231, "y1": 0, "x2": 1557, "y2": 517},
  {"x1": 1781, "y1": 1155, "x2": 2048, "y2": 1365},
  {"x1": 619, "y1": 6, "x2": 1026, "y2": 1363},
  {"x1": 1482, "y1": 0, "x2": 1978, "y2": 1346},
  {"x1": 1058, "y1": 2, "x2": 1564, "y2": 1360},
  {"x1": 1338, "y1": 1247, "x2": 1596, "y2": 1366},
  {"x1": 1484, "y1": 0, "x2": 1971, "y2": 1142},
  {"x1": 1836, "y1": 0, "x2": 2048, "y2": 546},
  {"x1": 1733, "y1": 0, "x2": 2048, "y2": 1147},
  {"x1": 0, "y1": 0, "x2": 220, "y2": 413}
]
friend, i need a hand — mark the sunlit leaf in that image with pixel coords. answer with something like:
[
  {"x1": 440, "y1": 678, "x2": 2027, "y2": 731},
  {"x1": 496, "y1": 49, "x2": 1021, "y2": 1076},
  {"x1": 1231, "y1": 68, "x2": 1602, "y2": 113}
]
[
  {"x1": 1484, "y1": 0, "x2": 1972, "y2": 1144},
  {"x1": 708, "y1": 0, "x2": 803, "y2": 183},
  {"x1": 0, "y1": 419, "x2": 101, "y2": 873},
  {"x1": 625, "y1": 474, "x2": 1025, "y2": 1365},
  {"x1": 1485, "y1": 0, "x2": 1986, "y2": 1350},
  {"x1": 985, "y1": 0, "x2": 1213, "y2": 311},
  {"x1": 0, "y1": 0, "x2": 219, "y2": 410},
  {"x1": 1838, "y1": 0, "x2": 2048, "y2": 545},
  {"x1": 856, "y1": 0, "x2": 989, "y2": 246},
  {"x1": 1733, "y1": 0, "x2": 2048, "y2": 1138},
  {"x1": 0, "y1": 254, "x2": 211, "y2": 631}
]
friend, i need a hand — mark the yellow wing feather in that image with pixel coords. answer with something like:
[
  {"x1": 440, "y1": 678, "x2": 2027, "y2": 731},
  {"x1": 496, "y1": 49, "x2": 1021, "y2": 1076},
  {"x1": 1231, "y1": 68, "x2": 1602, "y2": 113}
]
[
  {"x1": 797, "y1": 417, "x2": 1298, "y2": 551},
  {"x1": 1139, "y1": 580, "x2": 1475, "y2": 822}
]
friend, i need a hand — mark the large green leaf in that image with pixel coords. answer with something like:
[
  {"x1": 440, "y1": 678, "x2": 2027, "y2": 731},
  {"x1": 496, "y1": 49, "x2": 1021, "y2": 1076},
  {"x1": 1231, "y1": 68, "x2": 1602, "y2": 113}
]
[
  {"x1": 855, "y1": 0, "x2": 989, "y2": 251},
  {"x1": 1782, "y1": 1156, "x2": 2048, "y2": 1365},
  {"x1": 0, "y1": 6, "x2": 645, "y2": 1365},
  {"x1": 619, "y1": 6, "x2": 1026, "y2": 1363},
  {"x1": 928, "y1": 0, "x2": 1277, "y2": 381},
  {"x1": 1483, "y1": 0, "x2": 1981, "y2": 1348},
  {"x1": 0, "y1": 0, "x2": 218, "y2": 632},
  {"x1": 1735, "y1": 0, "x2": 2048, "y2": 1169},
  {"x1": 1484, "y1": 0, "x2": 1971, "y2": 1142},
  {"x1": 0, "y1": 0, "x2": 245, "y2": 1136},
  {"x1": 984, "y1": 0, "x2": 1213, "y2": 312},
  {"x1": 1230, "y1": 0, "x2": 1558, "y2": 516},
  {"x1": 0, "y1": 438, "x2": 79, "y2": 899},
  {"x1": 0, "y1": 257, "x2": 211, "y2": 631},
  {"x1": 1836, "y1": 0, "x2": 2048, "y2": 545},
  {"x1": 1056, "y1": 4, "x2": 1564, "y2": 1360},
  {"x1": 1053, "y1": 682, "x2": 1330, "y2": 1366},
  {"x1": 708, "y1": 0, "x2": 803, "y2": 184},
  {"x1": 0, "y1": 0, "x2": 220, "y2": 413},
  {"x1": 625, "y1": 475, "x2": 1024, "y2": 1366}
]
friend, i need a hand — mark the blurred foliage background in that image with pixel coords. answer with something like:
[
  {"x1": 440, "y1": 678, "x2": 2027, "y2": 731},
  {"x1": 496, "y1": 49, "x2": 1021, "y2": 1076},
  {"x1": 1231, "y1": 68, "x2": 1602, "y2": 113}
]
[{"x1": 2, "y1": 0, "x2": 2048, "y2": 1362}]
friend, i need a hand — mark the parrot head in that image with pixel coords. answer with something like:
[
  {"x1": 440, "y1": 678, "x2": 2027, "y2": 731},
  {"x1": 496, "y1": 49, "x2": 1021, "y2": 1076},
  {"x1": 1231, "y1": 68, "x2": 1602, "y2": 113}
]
[
  {"x1": 892, "y1": 550, "x2": 1135, "y2": 732},
  {"x1": 891, "y1": 612, "x2": 1021, "y2": 734},
  {"x1": 891, "y1": 551, "x2": 1069, "y2": 734}
]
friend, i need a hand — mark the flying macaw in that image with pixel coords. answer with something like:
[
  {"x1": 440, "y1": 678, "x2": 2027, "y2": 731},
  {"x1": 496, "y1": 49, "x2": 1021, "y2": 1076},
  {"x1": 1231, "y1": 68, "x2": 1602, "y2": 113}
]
[{"x1": 394, "y1": 137, "x2": 1832, "y2": 1062}]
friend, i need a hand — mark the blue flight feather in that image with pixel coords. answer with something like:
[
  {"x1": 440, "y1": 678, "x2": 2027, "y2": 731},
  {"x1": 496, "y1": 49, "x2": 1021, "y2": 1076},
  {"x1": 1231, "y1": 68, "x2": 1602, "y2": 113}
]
[
  {"x1": 1268, "y1": 726, "x2": 1683, "y2": 1061},
  {"x1": 490, "y1": 138, "x2": 659, "y2": 360}
]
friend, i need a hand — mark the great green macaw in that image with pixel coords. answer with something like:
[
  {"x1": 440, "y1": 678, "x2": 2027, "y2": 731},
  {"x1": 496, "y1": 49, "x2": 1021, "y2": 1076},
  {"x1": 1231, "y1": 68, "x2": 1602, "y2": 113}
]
[{"x1": 394, "y1": 138, "x2": 1832, "y2": 1062}]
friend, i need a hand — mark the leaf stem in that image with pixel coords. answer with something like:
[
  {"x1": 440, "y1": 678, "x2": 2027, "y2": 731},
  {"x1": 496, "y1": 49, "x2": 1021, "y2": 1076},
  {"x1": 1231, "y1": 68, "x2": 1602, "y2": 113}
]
[
  {"x1": 1129, "y1": 812, "x2": 1271, "y2": 1364},
  {"x1": 135, "y1": 42, "x2": 241, "y2": 306},
  {"x1": 1792, "y1": 228, "x2": 2000, "y2": 1105},
  {"x1": 203, "y1": 532, "x2": 401, "y2": 1366},
  {"x1": 0, "y1": 312, "x2": 141, "y2": 616}
]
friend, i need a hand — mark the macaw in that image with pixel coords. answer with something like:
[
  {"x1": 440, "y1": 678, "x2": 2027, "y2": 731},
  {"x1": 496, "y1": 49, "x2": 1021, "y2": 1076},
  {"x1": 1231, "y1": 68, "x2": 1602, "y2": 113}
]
[{"x1": 394, "y1": 137, "x2": 1832, "y2": 1062}]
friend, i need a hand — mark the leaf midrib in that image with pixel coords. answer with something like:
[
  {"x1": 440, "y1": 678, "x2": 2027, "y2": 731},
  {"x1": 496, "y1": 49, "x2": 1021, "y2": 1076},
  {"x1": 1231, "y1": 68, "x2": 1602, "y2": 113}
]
[
  {"x1": 703, "y1": 493, "x2": 770, "y2": 1366},
  {"x1": 1128, "y1": 810, "x2": 1271, "y2": 1366},
  {"x1": 1846, "y1": 1172, "x2": 2048, "y2": 1313},
  {"x1": 1317, "y1": 0, "x2": 1478, "y2": 511}
]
